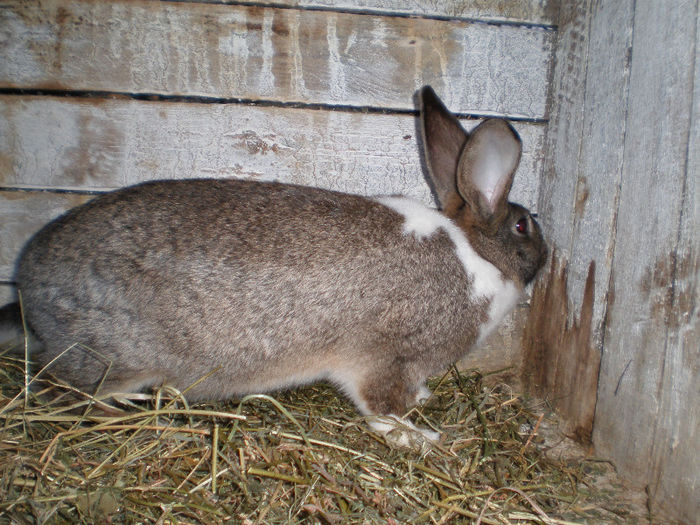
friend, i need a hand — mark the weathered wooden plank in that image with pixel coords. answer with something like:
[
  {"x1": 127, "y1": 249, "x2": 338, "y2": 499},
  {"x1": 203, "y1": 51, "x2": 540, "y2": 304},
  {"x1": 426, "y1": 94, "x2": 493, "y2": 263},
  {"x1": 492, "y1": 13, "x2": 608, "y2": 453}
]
[
  {"x1": 568, "y1": 1, "x2": 634, "y2": 336},
  {"x1": 591, "y1": 1, "x2": 699, "y2": 522},
  {"x1": 535, "y1": 0, "x2": 591, "y2": 256},
  {"x1": 0, "y1": 95, "x2": 544, "y2": 197},
  {"x1": 524, "y1": 0, "x2": 637, "y2": 441},
  {"x1": 521, "y1": 255, "x2": 600, "y2": 442},
  {"x1": 195, "y1": 0, "x2": 558, "y2": 26},
  {"x1": 650, "y1": 41, "x2": 699, "y2": 512},
  {"x1": 0, "y1": 96, "x2": 544, "y2": 278},
  {"x1": 520, "y1": 0, "x2": 604, "y2": 440},
  {"x1": 0, "y1": 0, "x2": 553, "y2": 118}
]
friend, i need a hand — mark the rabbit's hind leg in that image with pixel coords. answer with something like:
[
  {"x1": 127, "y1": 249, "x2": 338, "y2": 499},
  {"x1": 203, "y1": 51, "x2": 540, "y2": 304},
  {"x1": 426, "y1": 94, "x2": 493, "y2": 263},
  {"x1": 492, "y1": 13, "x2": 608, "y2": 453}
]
[{"x1": 333, "y1": 360, "x2": 440, "y2": 447}]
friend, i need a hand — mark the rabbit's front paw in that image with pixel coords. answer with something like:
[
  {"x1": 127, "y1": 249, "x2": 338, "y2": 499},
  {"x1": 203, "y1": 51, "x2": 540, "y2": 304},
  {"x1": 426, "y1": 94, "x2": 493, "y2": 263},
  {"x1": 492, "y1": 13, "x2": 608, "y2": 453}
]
[{"x1": 368, "y1": 414, "x2": 440, "y2": 450}]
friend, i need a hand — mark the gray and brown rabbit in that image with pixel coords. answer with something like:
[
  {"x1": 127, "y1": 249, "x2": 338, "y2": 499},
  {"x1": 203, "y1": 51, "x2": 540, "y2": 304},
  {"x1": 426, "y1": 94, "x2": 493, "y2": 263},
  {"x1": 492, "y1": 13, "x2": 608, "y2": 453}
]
[{"x1": 1, "y1": 86, "x2": 547, "y2": 442}]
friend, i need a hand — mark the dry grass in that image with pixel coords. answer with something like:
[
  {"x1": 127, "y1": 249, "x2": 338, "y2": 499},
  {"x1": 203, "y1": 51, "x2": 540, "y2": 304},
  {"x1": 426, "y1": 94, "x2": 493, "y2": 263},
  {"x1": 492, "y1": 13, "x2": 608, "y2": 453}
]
[{"x1": 0, "y1": 345, "x2": 648, "y2": 524}]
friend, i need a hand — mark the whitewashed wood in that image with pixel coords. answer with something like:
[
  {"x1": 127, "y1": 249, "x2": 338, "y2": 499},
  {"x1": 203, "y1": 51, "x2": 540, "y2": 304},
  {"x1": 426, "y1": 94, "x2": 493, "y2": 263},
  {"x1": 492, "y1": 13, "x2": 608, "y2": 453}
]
[
  {"x1": 196, "y1": 0, "x2": 558, "y2": 26},
  {"x1": 0, "y1": 0, "x2": 553, "y2": 118},
  {"x1": 536, "y1": 0, "x2": 698, "y2": 521},
  {"x1": 0, "y1": 98, "x2": 545, "y2": 201},
  {"x1": 0, "y1": 97, "x2": 544, "y2": 280},
  {"x1": 594, "y1": 0, "x2": 697, "y2": 491}
]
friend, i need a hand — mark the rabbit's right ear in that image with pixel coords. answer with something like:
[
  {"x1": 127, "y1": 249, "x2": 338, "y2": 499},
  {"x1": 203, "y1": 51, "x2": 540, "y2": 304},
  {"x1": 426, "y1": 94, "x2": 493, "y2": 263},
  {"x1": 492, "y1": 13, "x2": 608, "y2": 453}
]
[
  {"x1": 455, "y1": 118, "x2": 521, "y2": 226},
  {"x1": 418, "y1": 86, "x2": 469, "y2": 211}
]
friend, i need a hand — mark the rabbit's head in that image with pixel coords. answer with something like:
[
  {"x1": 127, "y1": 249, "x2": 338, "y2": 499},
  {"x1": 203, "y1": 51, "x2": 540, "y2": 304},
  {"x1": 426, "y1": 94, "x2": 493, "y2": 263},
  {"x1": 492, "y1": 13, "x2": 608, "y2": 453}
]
[{"x1": 418, "y1": 86, "x2": 547, "y2": 288}]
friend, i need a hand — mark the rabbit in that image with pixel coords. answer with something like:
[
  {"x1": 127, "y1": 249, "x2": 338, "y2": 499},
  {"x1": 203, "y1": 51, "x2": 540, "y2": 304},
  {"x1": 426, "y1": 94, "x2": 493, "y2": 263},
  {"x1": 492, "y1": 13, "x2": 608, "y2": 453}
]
[{"x1": 4, "y1": 86, "x2": 547, "y2": 444}]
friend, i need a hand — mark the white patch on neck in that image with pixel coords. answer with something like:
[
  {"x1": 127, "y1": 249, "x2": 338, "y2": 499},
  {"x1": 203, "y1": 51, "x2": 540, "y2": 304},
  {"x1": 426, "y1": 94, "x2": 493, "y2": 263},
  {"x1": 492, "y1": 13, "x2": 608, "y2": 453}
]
[
  {"x1": 476, "y1": 280, "x2": 520, "y2": 344},
  {"x1": 375, "y1": 196, "x2": 521, "y2": 344}
]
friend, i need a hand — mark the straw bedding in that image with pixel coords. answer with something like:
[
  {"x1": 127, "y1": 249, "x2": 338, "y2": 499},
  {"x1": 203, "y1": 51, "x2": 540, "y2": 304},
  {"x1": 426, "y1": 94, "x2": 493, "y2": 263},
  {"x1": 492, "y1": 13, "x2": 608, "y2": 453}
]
[{"x1": 0, "y1": 342, "x2": 649, "y2": 524}]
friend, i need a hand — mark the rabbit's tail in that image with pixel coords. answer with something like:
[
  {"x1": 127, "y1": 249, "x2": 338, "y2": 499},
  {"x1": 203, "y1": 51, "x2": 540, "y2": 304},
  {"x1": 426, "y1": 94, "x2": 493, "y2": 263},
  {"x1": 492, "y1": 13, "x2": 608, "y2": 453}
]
[{"x1": 0, "y1": 302, "x2": 40, "y2": 355}]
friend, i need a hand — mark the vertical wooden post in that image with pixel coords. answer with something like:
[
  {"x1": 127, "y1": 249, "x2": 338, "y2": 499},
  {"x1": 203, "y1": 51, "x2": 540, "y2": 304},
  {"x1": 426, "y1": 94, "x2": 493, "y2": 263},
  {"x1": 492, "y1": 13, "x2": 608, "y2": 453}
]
[
  {"x1": 527, "y1": 0, "x2": 699, "y2": 521},
  {"x1": 594, "y1": 2, "x2": 699, "y2": 518}
]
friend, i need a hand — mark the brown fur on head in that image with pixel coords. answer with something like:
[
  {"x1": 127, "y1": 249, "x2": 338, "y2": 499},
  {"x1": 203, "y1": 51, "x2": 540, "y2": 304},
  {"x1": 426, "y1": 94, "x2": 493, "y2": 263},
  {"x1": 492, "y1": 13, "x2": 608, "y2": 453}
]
[{"x1": 418, "y1": 86, "x2": 548, "y2": 286}]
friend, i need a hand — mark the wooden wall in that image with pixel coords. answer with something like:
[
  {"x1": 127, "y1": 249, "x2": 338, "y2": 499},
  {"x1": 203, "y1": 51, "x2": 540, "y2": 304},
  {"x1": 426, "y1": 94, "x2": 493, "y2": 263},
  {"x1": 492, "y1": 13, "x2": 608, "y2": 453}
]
[
  {"x1": 525, "y1": 1, "x2": 699, "y2": 522},
  {"x1": 0, "y1": 0, "x2": 554, "y2": 377},
  {"x1": 0, "y1": 0, "x2": 554, "y2": 317}
]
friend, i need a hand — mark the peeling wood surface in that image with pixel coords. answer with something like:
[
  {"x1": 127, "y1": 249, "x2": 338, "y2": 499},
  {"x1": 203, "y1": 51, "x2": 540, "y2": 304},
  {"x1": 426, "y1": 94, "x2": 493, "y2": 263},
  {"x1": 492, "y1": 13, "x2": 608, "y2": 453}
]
[
  {"x1": 0, "y1": 97, "x2": 545, "y2": 201},
  {"x1": 528, "y1": 0, "x2": 609, "y2": 444},
  {"x1": 0, "y1": 96, "x2": 544, "y2": 281},
  {"x1": 196, "y1": 0, "x2": 559, "y2": 26},
  {"x1": 0, "y1": 0, "x2": 553, "y2": 118},
  {"x1": 521, "y1": 255, "x2": 600, "y2": 443},
  {"x1": 534, "y1": 0, "x2": 699, "y2": 521}
]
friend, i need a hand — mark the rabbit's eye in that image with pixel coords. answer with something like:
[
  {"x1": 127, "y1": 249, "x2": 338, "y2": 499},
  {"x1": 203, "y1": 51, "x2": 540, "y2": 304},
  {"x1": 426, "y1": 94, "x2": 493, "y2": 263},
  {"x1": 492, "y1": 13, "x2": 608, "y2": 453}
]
[{"x1": 515, "y1": 217, "x2": 528, "y2": 235}]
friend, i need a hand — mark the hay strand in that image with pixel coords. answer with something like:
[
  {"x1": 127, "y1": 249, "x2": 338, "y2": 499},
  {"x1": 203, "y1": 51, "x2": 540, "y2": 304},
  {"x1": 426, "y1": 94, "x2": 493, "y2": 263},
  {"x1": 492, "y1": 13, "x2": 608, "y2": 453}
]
[{"x1": 0, "y1": 349, "x2": 650, "y2": 523}]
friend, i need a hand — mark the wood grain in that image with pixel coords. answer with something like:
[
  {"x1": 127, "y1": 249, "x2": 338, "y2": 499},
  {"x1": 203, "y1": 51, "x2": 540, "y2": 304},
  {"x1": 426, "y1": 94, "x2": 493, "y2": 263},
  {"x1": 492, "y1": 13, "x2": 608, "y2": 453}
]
[
  {"x1": 531, "y1": 0, "x2": 699, "y2": 521},
  {"x1": 521, "y1": 0, "x2": 604, "y2": 443},
  {"x1": 567, "y1": 1, "x2": 634, "y2": 335},
  {"x1": 0, "y1": 0, "x2": 553, "y2": 118},
  {"x1": 524, "y1": 0, "x2": 636, "y2": 439},
  {"x1": 593, "y1": 2, "x2": 699, "y2": 520},
  {"x1": 536, "y1": 0, "x2": 592, "y2": 260}
]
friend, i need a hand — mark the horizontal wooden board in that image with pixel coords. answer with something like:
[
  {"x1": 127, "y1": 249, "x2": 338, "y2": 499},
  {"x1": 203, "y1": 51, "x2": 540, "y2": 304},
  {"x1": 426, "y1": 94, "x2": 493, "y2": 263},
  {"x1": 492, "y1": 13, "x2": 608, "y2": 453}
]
[
  {"x1": 195, "y1": 0, "x2": 558, "y2": 26},
  {"x1": 0, "y1": 97, "x2": 544, "y2": 280},
  {"x1": 0, "y1": 96, "x2": 545, "y2": 194},
  {"x1": 0, "y1": 0, "x2": 553, "y2": 118}
]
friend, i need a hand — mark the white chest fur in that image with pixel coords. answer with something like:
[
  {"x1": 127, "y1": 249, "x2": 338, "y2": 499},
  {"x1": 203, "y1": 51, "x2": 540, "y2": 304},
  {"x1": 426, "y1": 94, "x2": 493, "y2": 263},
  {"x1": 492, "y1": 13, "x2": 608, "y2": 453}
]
[{"x1": 376, "y1": 196, "x2": 521, "y2": 344}]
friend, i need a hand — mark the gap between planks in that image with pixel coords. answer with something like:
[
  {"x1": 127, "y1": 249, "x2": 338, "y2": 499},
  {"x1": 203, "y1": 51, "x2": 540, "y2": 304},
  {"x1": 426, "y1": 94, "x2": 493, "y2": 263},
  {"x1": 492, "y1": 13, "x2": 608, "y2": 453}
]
[
  {"x1": 165, "y1": 0, "x2": 559, "y2": 30},
  {"x1": 0, "y1": 88, "x2": 549, "y2": 123}
]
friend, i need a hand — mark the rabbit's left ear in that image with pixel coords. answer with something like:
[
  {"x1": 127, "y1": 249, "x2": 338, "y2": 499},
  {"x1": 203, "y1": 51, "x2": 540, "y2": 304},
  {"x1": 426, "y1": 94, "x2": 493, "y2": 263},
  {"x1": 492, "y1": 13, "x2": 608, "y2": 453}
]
[
  {"x1": 456, "y1": 119, "x2": 521, "y2": 223},
  {"x1": 418, "y1": 86, "x2": 469, "y2": 211}
]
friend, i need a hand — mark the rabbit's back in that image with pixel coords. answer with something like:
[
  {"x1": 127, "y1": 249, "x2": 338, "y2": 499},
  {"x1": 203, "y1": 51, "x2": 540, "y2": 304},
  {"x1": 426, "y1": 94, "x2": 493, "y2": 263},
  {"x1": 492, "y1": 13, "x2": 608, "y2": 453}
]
[{"x1": 17, "y1": 179, "x2": 480, "y2": 399}]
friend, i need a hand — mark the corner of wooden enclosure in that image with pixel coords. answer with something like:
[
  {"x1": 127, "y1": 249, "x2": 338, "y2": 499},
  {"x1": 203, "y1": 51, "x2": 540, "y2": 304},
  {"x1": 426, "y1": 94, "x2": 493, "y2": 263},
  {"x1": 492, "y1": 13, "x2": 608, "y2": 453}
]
[{"x1": 520, "y1": 253, "x2": 600, "y2": 443}]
